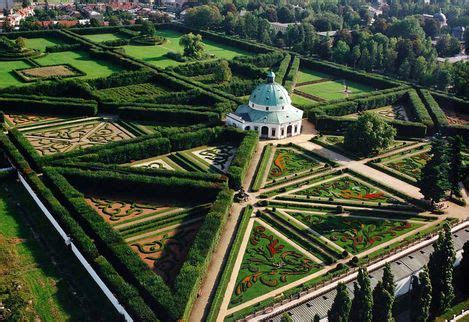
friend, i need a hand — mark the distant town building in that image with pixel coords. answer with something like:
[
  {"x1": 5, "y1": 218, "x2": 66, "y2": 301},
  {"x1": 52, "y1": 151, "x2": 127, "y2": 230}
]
[
  {"x1": 269, "y1": 21, "x2": 300, "y2": 34},
  {"x1": 423, "y1": 9, "x2": 447, "y2": 28},
  {"x1": 226, "y1": 72, "x2": 303, "y2": 139},
  {"x1": 452, "y1": 26, "x2": 466, "y2": 41}
]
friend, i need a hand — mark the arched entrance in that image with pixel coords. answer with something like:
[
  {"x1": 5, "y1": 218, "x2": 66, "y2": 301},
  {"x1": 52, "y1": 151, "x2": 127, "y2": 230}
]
[
  {"x1": 261, "y1": 126, "x2": 269, "y2": 137},
  {"x1": 286, "y1": 125, "x2": 292, "y2": 137},
  {"x1": 245, "y1": 126, "x2": 250, "y2": 130}
]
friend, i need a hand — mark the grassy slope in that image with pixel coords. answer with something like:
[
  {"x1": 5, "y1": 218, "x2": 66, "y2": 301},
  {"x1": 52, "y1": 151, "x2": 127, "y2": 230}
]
[
  {"x1": 25, "y1": 37, "x2": 65, "y2": 52},
  {"x1": 0, "y1": 176, "x2": 118, "y2": 321}
]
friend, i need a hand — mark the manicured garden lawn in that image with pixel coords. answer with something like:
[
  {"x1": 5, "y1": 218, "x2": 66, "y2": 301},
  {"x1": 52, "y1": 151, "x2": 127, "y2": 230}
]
[
  {"x1": 288, "y1": 212, "x2": 421, "y2": 253},
  {"x1": 0, "y1": 176, "x2": 118, "y2": 321},
  {"x1": 122, "y1": 29, "x2": 252, "y2": 68},
  {"x1": 25, "y1": 37, "x2": 65, "y2": 52},
  {"x1": 385, "y1": 151, "x2": 431, "y2": 180},
  {"x1": 296, "y1": 175, "x2": 394, "y2": 203},
  {"x1": 296, "y1": 69, "x2": 330, "y2": 83},
  {"x1": 82, "y1": 33, "x2": 128, "y2": 43},
  {"x1": 0, "y1": 60, "x2": 32, "y2": 88},
  {"x1": 229, "y1": 222, "x2": 321, "y2": 307},
  {"x1": 297, "y1": 80, "x2": 374, "y2": 100},
  {"x1": 34, "y1": 50, "x2": 124, "y2": 79},
  {"x1": 268, "y1": 147, "x2": 320, "y2": 180},
  {"x1": 291, "y1": 93, "x2": 317, "y2": 105}
]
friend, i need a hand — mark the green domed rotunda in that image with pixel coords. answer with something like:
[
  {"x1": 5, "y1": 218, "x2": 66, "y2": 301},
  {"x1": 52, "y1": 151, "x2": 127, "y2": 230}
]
[{"x1": 226, "y1": 72, "x2": 303, "y2": 139}]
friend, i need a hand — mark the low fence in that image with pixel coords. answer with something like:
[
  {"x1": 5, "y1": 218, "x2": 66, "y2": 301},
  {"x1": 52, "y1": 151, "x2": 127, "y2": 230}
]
[{"x1": 17, "y1": 172, "x2": 133, "y2": 322}]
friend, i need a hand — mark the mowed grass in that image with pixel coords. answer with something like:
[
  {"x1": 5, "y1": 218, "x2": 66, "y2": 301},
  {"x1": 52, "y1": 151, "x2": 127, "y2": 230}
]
[
  {"x1": 291, "y1": 93, "x2": 316, "y2": 105},
  {"x1": 25, "y1": 37, "x2": 65, "y2": 52},
  {"x1": 34, "y1": 50, "x2": 124, "y2": 79},
  {"x1": 296, "y1": 80, "x2": 374, "y2": 100},
  {"x1": 0, "y1": 176, "x2": 118, "y2": 321},
  {"x1": 82, "y1": 33, "x2": 129, "y2": 43},
  {"x1": 0, "y1": 60, "x2": 32, "y2": 88},
  {"x1": 122, "y1": 29, "x2": 252, "y2": 68},
  {"x1": 296, "y1": 69, "x2": 330, "y2": 83}
]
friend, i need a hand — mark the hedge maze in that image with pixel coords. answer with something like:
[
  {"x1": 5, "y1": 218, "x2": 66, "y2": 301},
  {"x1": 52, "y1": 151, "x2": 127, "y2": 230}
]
[{"x1": 0, "y1": 22, "x2": 467, "y2": 322}]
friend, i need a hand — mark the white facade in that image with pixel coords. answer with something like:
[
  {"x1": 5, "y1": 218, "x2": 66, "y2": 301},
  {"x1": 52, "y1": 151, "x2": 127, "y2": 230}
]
[{"x1": 226, "y1": 72, "x2": 303, "y2": 139}]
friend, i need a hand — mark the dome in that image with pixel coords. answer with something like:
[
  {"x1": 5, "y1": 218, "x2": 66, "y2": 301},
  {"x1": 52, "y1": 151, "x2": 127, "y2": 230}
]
[
  {"x1": 248, "y1": 72, "x2": 292, "y2": 112},
  {"x1": 434, "y1": 10, "x2": 446, "y2": 22}
]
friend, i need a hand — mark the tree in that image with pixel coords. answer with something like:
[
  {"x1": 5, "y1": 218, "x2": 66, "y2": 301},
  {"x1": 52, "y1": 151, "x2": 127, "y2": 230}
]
[
  {"x1": 214, "y1": 60, "x2": 232, "y2": 83},
  {"x1": 278, "y1": 6, "x2": 294, "y2": 23},
  {"x1": 328, "y1": 282, "x2": 351, "y2": 322},
  {"x1": 459, "y1": 241, "x2": 469, "y2": 296},
  {"x1": 141, "y1": 20, "x2": 156, "y2": 36},
  {"x1": 313, "y1": 314, "x2": 320, "y2": 322},
  {"x1": 332, "y1": 40, "x2": 350, "y2": 64},
  {"x1": 183, "y1": 5, "x2": 222, "y2": 30},
  {"x1": 350, "y1": 268, "x2": 373, "y2": 322},
  {"x1": 359, "y1": 48, "x2": 371, "y2": 71},
  {"x1": 428, "y1": 224, "x2": 455, "y2": 314},
  {"x1": 382, "y1": 262, "x2": 395, "y2": 298},
  {"x1": 15, "y1": 37, "x2": 26, "y2": 49},
  {"x1": 418, "y1": 138, "x2": 451, "y2": 206},
  {"x1": 448, "y1": 135, "x2": 464, "y2": 197},
  {"x1": 351, "y1": 45, "x2": 361, "y2": 67},
  {"x1": 372, "y1": 281, "x2": 393, "y2": 322},
  {"x1": 344, "y1": 112, "x2": 397, "y2": 157},
  {"x1": 388, "y1": 17, "x2": 425, "y2": 40},
  {"x1": 179, "y1": 33, "x2": 204, "y2": 59},
  {"x1": 280, "y1": 312, "x2": 293, "y2": 322},
  {"x1": 465, "y1": 28, "x2": 469, "y2": 54},
  {"x1": 410, "y1": 266, "x2": 432, "y2": 322},
  {"x1": 423, "y1": 19, "x2": 440, "y2": 39}
]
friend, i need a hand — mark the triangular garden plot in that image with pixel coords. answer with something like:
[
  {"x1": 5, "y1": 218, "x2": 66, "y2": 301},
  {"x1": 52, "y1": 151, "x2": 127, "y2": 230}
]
[
  {"x1": 281, "y1": 211, "x2": 422, "y2": 255},
  {"x1": 290, "y1": 173, "x2": 402, "y2": 205},
  {"x1": 267, "y1": 146, "x2": 323, "y2": 180},
  {"x1": 43, "y1": 166, "x2": 233, "y2": 320},
  {"x1": 228, "y1": 220, "x2": 322, "y2": 308}
]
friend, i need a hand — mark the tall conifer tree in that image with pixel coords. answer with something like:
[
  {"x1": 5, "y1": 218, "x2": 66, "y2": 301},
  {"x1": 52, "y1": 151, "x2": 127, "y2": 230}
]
[{"x1": 350, "y1": 268, "x2": 373, "y2": 322}]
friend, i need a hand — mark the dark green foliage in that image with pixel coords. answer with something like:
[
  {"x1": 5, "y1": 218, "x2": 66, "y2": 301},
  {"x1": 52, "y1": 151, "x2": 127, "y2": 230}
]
[
  {"x1": 382, "y1": 262, "x2": 395, "y2": 298},
  {"x1": 407, "y1": 90, "x2": 434, "y2": 130},
  {"x1": 344, "y1": 112, "x2": 396, "y2": 157},
  {"x1": 448, "y1": 136, "x2": 464, "y2": 197},
  {"x1": 460, "y1": 241, "x2": 469, "y2": 296},
  {"x1": 0, "y1": 95, "x2": 98, "y2": 116},
  {"x1": 372, "y1": 281, "x2": 393, "y2": 322},
  {"x1": 419, "y1": 90, "x2": 448, "y2": 130},
  {"x1": 410, "y1": 266, "x2": 432, "y2": 322},
  {"x1": 428, "y1": 224, "x2": 456, "y2": 314},
  {"x1": 418, "y1": 138, "x2": 451, "y2": 205},
  {"x1": 328, "y1": 282, "x2": 351, "y2": 322},
  {"x1": 350, "y1": 268, "x2": 373, "y2": 322},
  {"x1": 45, "y1": 43, "x2": 82, "y2": 53},
  {"x1": 227, "y1": 130, "x2": 259, "y2": 189}
]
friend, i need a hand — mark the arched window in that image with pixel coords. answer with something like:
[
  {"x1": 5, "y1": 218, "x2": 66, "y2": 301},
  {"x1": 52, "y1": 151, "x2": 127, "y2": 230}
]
[{"x1": 266, "y1": 106, "x2": 269, "y2": 111}]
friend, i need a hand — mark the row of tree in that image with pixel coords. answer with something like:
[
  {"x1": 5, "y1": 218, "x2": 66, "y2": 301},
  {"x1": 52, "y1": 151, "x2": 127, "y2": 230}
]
[
  {"x1": 328, "y1": 225, "x2": 468, "y2": 322},
  {"x1": 418, "y1": 135, "x2": 465, "y2": 206}
]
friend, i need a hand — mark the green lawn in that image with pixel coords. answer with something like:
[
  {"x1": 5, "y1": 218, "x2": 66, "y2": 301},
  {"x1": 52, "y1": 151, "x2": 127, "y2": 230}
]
[
  {"x1": 122, "y1": 29, "x2": 252, "y2": 68},
  {"x1": 0, "y1": 60, "x2": 32, "y2": 88},
  {"x1": 229, "y1": 222, "x2": 321, "y2": 307},
  {"x1": 25, "y1": 37, "x2": 65, "y2": 52},
  {"x1": 296, "y1": 80, "x2": 374, "y2": 100},
  {"x1": 82, "y1": 33, "x2": 129, "y2": 43},
  {"x1": 288, "y1": 212, "x2": 421, "y2": 254},
  {"x1": 34, "y1": 50, "x2": 124, "y2": 79},
  {"x1": 296, "y1": 69, "x2": 330, "y2": 83},
  {"x1": 0, "y1": 175, "x2": 118, "y2": 321},
  {"x1": 291, "y1": 93, "x2": 316, "y2": 105}
]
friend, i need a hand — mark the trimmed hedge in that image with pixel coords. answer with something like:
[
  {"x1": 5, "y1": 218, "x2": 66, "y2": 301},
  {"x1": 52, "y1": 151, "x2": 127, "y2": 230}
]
[
  {"x1": 419, "y1": 89, "x2": 448, "y2": 130},
  {"x1": 227, "y1": 129, "x2": 259, "y2": 190},
  {"x1": 43, "y1": 167, "x2": 232, "y2": 320},
  {"x1": 118, "y1": 106, "x2": 220, "y2": 124},
  {"x1": 45, "y1": 43, "x2": 82, "y2": 52},
  {"x1": 407, "y1": 89, "x2": 434, "y2": 130},
  {"x1": 0, "y1": 95, "x2": 98, "y2": 116}
]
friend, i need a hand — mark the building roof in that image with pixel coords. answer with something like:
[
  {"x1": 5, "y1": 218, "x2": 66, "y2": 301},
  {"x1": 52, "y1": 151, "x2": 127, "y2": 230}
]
[
  {"x1": 248, "y1": 72, "x2": 292, "y2": 110},
  {"x1": 232, "y1": 104, "x2": 303, "y2": 125},
  {"x1": 434, "y1": 9, "x2": 447, "y2": 22}
]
